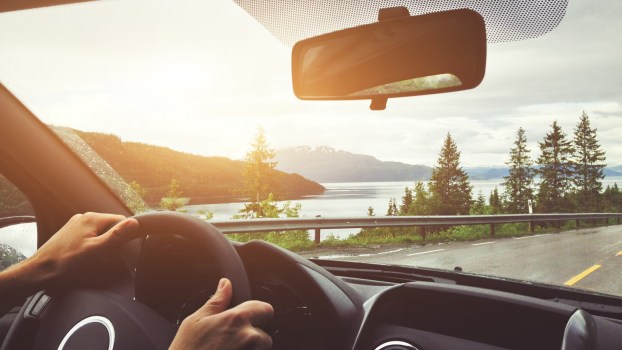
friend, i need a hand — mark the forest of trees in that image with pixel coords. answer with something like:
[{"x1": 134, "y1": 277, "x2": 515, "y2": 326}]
[{"x1": 382, "y1": 112, "x2": 621, "y2": 219}]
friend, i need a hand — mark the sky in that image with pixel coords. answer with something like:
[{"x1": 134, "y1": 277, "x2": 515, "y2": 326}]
[{"x1": 0, "y1": 0, "x2": 620, "y2": 168}]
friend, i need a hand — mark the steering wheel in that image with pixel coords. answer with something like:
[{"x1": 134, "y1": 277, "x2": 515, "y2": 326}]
[{"x1": 1, "y1": 211, "x2": 251, "y2": 350}]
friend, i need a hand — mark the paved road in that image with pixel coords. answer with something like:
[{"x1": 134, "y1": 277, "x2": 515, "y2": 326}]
[{"x1": 327, "y1": 225, "x2": 622, "y2": 297}]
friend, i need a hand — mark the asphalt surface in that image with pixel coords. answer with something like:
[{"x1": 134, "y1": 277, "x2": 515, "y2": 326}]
[{"x1": 317, "y1": 225, "x2": 622, "y2": 297}]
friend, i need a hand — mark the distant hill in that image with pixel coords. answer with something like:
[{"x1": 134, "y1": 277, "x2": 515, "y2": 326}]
[
  {"x1": 465, "y1": 166, "x2": 622, "y2": 180},
  {"x1": 273, "y1": 146, "x2": 622, "y2": 183},
  {"x1": 74, "y1": 131, "x2": 325, "y2": 205},
  {"x1": 275, "y1": 146, "x2": 432, "y2": 183},
  {"x1": 465, "y1": 167, "x2": 509, "y2": 180},
  {"x1": 606, "y1": 165, "x2": 622, "y2": 175}
]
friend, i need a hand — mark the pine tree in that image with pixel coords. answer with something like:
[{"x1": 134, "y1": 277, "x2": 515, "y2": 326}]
[
  {"x1": 399, "y1": 187, "x2": 413, "y2": 215},
  {"x1": 386, "y1": 198, "x2": 398, "y2": 216},
  {"x1": 242, "y1": 126, "x2": 279, "y2": 203},
  {"x1": 489, "y1": 187, "x2": 503, "y2": 214},
  {"x1": 411, "y1": 181, "x2": 431, "y2": 236},
  {"x1": 160, "y1": 178, "x2": 186, "y2": 211},
  {"x1": 428, "y1": 133, "x2": 473, "y2": 215},
  {"x1": 603, "y1": 183, "x2": 621, "y2": 212},
  {"x1": 502, "y1": 127, "x2": 535, "y2": 213},
  {"x1": 572, "y1": 111, "x2": 606, "y2": 212},
  {"x1": 536, "y1": 121, "x2": 574, "y2": 213},
  {"x1": 367, "y1": 206, "x2": 375, "y2": 217},
  {"x1": 411, "y1": 181, "x2": 430, "y2": 215},
  {"x1": 470, "y1": 191, "x2": 487, "y2": 215},
  {"x1": 237, "y1": 127, "x2": 282, "y2": 218}
]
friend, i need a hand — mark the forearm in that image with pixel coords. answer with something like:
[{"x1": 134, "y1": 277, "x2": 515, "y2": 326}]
[{"x1": 0, "y1": 256, "x2": 54, "y2": 301}]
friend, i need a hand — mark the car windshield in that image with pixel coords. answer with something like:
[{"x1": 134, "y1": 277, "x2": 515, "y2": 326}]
[{"x1": 1, "y1": 0, "x2": 621, "y2": 298}]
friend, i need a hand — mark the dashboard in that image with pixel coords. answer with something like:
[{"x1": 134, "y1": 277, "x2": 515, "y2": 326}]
[{"x1": 134, "y1": 235, "x2": 622, "y2": 350}]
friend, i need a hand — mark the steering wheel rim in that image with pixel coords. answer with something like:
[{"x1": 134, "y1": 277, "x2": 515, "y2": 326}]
[
  {"x1": 1, "y1": 211, "x2": 252, "y2": 350},
  {"x1": 133, "y1": 211, "x2": 252, "y2": 307}
]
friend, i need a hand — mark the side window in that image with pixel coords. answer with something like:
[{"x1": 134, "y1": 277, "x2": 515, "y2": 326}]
[{"x1": 0, "y1": 173, "x2": 36, "y2": 271}]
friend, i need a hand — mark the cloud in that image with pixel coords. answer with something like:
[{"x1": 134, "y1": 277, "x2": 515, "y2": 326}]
[{"x1": 0, "y1": 0, "x2": 620, "y2": 167}]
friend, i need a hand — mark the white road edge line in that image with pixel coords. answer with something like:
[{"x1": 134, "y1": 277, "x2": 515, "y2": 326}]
[
  {"x1": 357, "y1": 248, "x2": 405, "y2": 257},
  {"x1": 513, "y1": 234, "x2": 551, "y2": 240},
  {"x1": 318, "y1": 248, "x2": 406, "y2": 260},
  {"x1": 472, "y1": 241, "x2": 495, "y2": 246},
  {"x1": 407, "y1": 248, "x2": 445, "y2": 256}
]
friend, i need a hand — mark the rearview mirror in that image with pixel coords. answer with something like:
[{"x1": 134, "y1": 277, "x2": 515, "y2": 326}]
[{"x1": 291, "y1": 8, "x2": 486, "y2": 110}]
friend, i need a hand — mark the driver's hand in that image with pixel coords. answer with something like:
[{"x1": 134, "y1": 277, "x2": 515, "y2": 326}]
[
  {"x1": 29, "y1": 212, "x2": 141, "y2": 287},
  {"x1": 170, "y1": 278, "x2": 274, "y2": 350}
]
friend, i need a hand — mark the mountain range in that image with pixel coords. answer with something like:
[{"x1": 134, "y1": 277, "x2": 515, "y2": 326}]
[
  {"x1": 276, "y1": 146, "x2": 622, "y2": 183},
  {"x1": 275, "y1": 146, "x2": 432, "y2": 183}
]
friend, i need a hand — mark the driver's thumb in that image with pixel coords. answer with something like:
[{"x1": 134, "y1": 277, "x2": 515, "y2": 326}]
[{"x1": 201, "y1": 278, "x2": 233, "y2": 316}]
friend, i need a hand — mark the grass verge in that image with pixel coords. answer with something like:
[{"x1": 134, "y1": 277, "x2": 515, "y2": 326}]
[{"x1": 226, "y1": 219, "x2": 619, "y2": 253}]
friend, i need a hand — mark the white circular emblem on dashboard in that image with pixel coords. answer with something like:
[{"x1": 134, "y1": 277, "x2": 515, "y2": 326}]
[
  {"x1": 374, "y1": 340, "x2": 419, "y2": 350},
  {"x1": 58, "y1": 315, "x2": 115, "y2": 350}
]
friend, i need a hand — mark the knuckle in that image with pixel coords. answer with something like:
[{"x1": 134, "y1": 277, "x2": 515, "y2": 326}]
[
  {"x1": 82, "y1": 212, "x2": 96, "y2": 223},
  {"x1": 224, "y1": 310, "x2": 247, "y2": 326},
  {"x1": 180, "y1": 314, "x2": 198, "y2": 327},
  {"x1": 243, "y1": 329, "x2": 271, "y2": 347},
  {"x1": 231, "y1": 311, "x2": 247, "y2": 325}
]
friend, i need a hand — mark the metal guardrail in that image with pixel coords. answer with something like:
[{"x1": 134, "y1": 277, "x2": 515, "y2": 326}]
[{"x1": 211, "y1": 213, "x2": 622, "y2": 244}]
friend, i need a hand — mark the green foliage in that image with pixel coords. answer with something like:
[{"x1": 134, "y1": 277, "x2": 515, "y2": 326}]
[
  {"x1": 241, "y1": 127, "x2": 279, "y2": 203},
  {"x1": 603, "y1": 184, "x2": 622, "y2": 212},
  {"x1": 489, "y1": 187, "x2": 503, "y2": 214},
  {"x1": 159, "y1": 178, "x2": 188, "y2": 211},
  {"x1": 502, "y1": 127, "x2": 535, "y2": 214},
  {"x1": 235, "y1": 127, "x2": 298, "y2": 220},
  {"x1": 367, "y1": 206, "x2": 375, "y2": 217},
  {"x1": 323, "y1": 227, "x2": 424, "y2": 247},
  {"x1": 536, "y1": 121, "x2": 575, "y2": 213},
  {"x1": 572, "y1": 111, "x2": 606, "y2": 212},
  {"x1": 386, "y1": 198, "x2": 398, "y2": 216},
  {"x1": 228, "y1": 230, "x2": 314, "y2": 251},
  {"x1": 195, "y1": 209, "x2": 214, "y2": 221},
  {"x1": 234, "y1": 193, "x2": 301, "y2": 219},
  {"x1": 428, "y1": 133, "x2": 473, "y2": 215},
  {"x1": 470, "y1": 191, "x2": 491, "y2": 215},
  {"x1": 410, "y1": 182, "x2": 431, "y2": 215},
  {"x1": 399, "y1": 187, "x2": 413, "y2": 215},
  {"x1": 329, "y1": 223, "x2": 534, "y2": 248}
]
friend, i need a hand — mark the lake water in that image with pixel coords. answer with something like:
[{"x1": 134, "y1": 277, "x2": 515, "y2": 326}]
[{"x1": 183, "y1": 177, "x2": 622, "y2": 239}]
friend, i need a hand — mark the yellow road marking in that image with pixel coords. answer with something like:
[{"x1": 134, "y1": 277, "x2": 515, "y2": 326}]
[
  {"x1": 617, "y1": 251, "x2": 622, "y2": 256},
  {"x1": 564, "y1": 265, "x2": 602, "y2": 286}
]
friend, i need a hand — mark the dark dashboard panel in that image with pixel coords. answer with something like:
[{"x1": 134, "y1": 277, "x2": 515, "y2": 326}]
[{"x1": 354, "y1": 282, "x2": 576, "y2": 350}]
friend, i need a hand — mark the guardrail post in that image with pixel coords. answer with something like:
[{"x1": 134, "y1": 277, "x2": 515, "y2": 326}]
[
  {"x1": 490, "y1": 223, "x2": 495, "y2": 238},
  {"x1": 617, "y1": 218, "x2": 620, "y2": 225},
  {"x1": 555, "y1": 221, "x2": 561, "y2": 229},
  {"x1": 529, "y1": 221, "x2": 535, "y2": 232},
  {"x1": 576, "y1": 219, "x2": 580, "y2": 228},
  {"x1": 314, "y1": 228, "x2": 321, "y2": 245}
]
